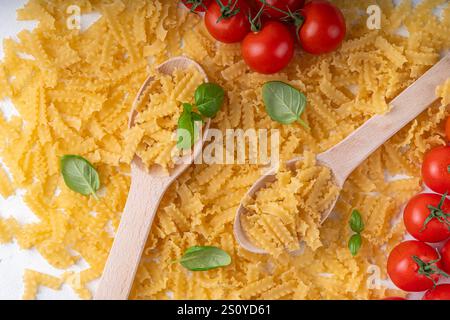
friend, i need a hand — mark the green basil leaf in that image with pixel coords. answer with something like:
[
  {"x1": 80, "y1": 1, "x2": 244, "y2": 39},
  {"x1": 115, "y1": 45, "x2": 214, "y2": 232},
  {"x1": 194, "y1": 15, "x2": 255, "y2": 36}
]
[
  {"x1": 180, "y1": 246, "x2": 231, "y2": 271},
  {"x1": 177, "y1": 103, "x2": 195, "y2": 150},
  {"x1": 195, "y1": 83, "x2": 225, "y2": 118},
  {"x1": 191, "y1": 112, "x2": 204, "y2": 123},
  {"x1": 60, "y1": 155, "x2": 100, "y2": 199},
  {"x1": 348, "y1": 234, "x2": 362, "y2": 257},
  {"x1": 349, "y1": 209, "x2": 364, "y2": 233},
  {"x1": 262, "y1": 81, "x2": 307, "y2": 126}
]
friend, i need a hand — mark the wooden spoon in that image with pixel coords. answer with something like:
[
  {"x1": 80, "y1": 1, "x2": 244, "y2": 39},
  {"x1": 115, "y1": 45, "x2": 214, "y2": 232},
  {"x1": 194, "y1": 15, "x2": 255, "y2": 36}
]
[
  {"x1": 234, "y1": 53, "x2": 450, "y2": 254},
  {"x1": 94, "y1": 56, "x2": 209, "y2": 300}
]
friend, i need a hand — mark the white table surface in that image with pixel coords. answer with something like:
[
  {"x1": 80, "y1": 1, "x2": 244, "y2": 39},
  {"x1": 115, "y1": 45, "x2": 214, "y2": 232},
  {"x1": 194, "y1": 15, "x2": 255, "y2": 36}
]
[
  {"x1": 0, "y1": 0, "x2": 101, "y2": 300},
  {"x1": 0, "y1": 0, "x2": 447, "y2": 300}
]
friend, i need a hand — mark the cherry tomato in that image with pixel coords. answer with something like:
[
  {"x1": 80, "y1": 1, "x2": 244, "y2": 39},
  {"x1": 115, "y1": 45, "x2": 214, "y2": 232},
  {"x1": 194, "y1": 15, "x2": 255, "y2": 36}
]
[
  {"x1": 422, "y1": 284, "x2": 450, "y2": 300},
  {"x1": 383, "y1": 297, "x2": 407, "y2": 300},
  {"x1": 445, "y1": 117, "x2": 450, "y2": 142},
  {"x1": 181, "y1": 0, "x2": 212, "y2": 13},
  {"x1": 253, "y1": 0, "x2": 305, "y2": 19},
  {"x1": 441, "y1": 239, "x2": 450, "y2": 274},
  {"x1": 422, "y1": 146, "x2": 450, "y2": 195},
  {"x1": 298, "y1": 0, "x2": 346, "y2": 55},
  {"x1": 204, "y1": 0, "x2": 251, "y2": 43},
  {"x1": 241, "y1": 21, "x2": 294, "y2": 74},
  {"x1": 387, "y1": 241, "x2": 444, "y2": 292},
  {"x1": 403, "y1": 193, "x2": 450, "y2": 243}
]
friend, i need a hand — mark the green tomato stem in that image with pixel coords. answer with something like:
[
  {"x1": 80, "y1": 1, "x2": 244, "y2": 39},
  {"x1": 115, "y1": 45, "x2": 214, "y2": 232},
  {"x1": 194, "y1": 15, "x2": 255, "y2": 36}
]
[
  {"x1": 258, "y1": 0, "x2": 288, "y2": 15},
  {"x1": 421, "y1": 192, "x2": 450, "y2": 232},
  {"x1": 249, "y1": 3, "x2": 266, "y2": 32},
  {"x1": 185, "y1": 0, "x2": 207, "y2": 12},
  {"x1": 216, "y1": 0, "x2": 240, "y2": 23},
  {"x1": 258, "y1": 0, "x2": 304, "y2": 22},
  {"x1": 412, "y1": 252, "x2": 450, "y2": 287},
  {"x1": 294, "y1": 16, "x2": 305, "y2": 42}
]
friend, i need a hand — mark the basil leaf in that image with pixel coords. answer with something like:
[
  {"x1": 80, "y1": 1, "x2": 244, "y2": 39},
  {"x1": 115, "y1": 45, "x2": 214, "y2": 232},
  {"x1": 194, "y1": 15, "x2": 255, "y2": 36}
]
[
  {"x1": 191, "y1": 112, "x2": 204, "y2": 123},
  {"x1": 195, "y1": 83, "x2": 225, "y2": 118},
  {"x1": 262, "y1": 81, "x2": 307, "y2": 127},
  {"x1": 349, "y1": 209, "x2": 364, "y2": 233},
  {"x1": 60, "y1": 155, "x2": 100, "y2": 199},
  {"x1": 180, "y1": 246, "x2": 231, "y2": 271},
  {"x1": 177, "y1": 103, "x2": 195, "y2": 150},
  {"x1": 348, "y1": 234, "x2": 362, "y2": 257}
]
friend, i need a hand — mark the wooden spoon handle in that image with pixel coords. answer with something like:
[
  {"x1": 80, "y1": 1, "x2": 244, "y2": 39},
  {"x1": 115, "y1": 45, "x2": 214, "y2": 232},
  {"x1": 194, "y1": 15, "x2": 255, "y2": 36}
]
[
  {"x1": 317, "y1": 54, "x2": 450, "y2": 187},
  {"x1": 94, "y1": 167, "x2": 170, "y2": 300}
]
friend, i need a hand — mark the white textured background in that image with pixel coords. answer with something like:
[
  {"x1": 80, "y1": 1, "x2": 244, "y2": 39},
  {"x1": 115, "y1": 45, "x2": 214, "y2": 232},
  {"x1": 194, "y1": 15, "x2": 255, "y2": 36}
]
[
  {"x1": 0, "y1": 0, "x2": 101, "y2": 300},
  {"x1": 0, "y1": 0, "x2": 448, "y2": 300}
]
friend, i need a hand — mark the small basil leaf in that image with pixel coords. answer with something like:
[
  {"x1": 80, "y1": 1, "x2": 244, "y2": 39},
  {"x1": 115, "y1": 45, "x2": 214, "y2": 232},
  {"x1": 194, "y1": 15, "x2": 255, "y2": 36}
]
[
  {"x1": 195, "y1": 83, "x2": 225, "y2": 118},
  {"x1": 191, "y1": 112, "x2": 204, "y2": 123},
  {"x1": 262, "y1": 81, "x2": 307, "y2": 126},
  {"x1": 60, "y1": 155, "x2": 100, "y2": 199},
  {"x1": 348, "y1": 234, "x2": 362, "y2": 257},
  {"x1": 177, "y1": 103, "x2": 195, "y2": 150},
  {"x1": 349, "y1": 209, "x2": 364, "y2": 233},
  {"x1": 180, "y1": 246, "x2": 231, "y2": 271}
]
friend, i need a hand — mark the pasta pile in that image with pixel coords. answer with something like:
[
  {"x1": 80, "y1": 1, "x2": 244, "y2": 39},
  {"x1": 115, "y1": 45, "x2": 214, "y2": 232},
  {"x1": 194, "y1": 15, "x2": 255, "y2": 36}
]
[
  {"x1": 0, "y1": 0, "x2": 448, "y2": 299},
  {"x1": 241, "y1": 153, "x2": 340, "y2": 254},
  {"x1": 122, "y1": 67, "x2": 204, "y2": 170}
]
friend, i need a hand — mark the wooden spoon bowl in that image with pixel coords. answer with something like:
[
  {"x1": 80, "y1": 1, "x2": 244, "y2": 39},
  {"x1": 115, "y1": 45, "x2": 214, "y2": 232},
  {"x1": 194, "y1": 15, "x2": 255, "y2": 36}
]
[
  {"x1": 233, "y1": 156, "x2": 340, "y2": 254},
  {"x1": 94, "y1": 56, "x2": 209, "y2": 300},
  {"x1": 234, "y1": 53, "x2": 450, "y2": 255}
]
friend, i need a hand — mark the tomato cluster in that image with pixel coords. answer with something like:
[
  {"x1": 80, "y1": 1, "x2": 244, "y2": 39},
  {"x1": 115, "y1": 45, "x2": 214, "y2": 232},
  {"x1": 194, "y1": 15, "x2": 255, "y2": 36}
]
[
  {"x1": 181, "y1": 0, "x2": 346, "y2": 74},
  {"x1": 385, "y1": 117, "x2": 450, "y2": 300}
]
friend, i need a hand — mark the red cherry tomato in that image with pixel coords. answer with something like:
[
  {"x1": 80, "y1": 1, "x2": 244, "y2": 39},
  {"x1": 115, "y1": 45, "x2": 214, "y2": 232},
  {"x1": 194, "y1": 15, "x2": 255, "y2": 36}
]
[
  {"x1": 387, "y1": 241, "x2": 444, "y2": 292},
  {"x1": 422, "y1": 284, "x2": 450, "y2": 300},
  {"x1": 403, "y1": 193, "x2": 450, "y2": 243},
  {"x1": 241, "y1": 21, "x2": 294, "y2": 74},
  {"x1": 445, "y1": 117, "x2": 450, "y2": 142},
  {"x1": 204, "y1": 0, "x2": 251, "y2": 43},
  {"x1": 253, "y1": 0, "x2": 305, "y2": 19},
  {"x1": 441, "y1": 239, "x2": 450, "y2": 274},
  {"x1": 383, "y1": 297, "x2": 407, "y2": 300},
  {"x1": 181, "y1": 0, "x2": 212, "y2": 13},
  {"x1": 422, "y1": 146, "x2": 450, "y2": 195},
  {"x1": 297, "y1": 0, "x2": 346, "y2": 54}
]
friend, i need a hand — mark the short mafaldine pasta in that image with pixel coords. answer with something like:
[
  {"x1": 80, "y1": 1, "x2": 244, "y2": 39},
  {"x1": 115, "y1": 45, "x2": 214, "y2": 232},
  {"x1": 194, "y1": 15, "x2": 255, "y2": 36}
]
[
  {"x1": 121, "y1": 67, "x2": 204, "y2": 170},
  {"x1": 0, "y1": 0, "x2": 448, "y2": 300},
  {"x1": 241, "y1": 152, "x2": 340, "y2": 254}
]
